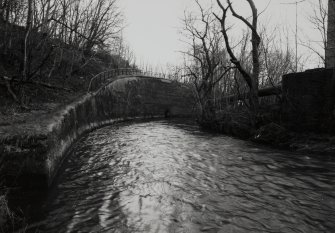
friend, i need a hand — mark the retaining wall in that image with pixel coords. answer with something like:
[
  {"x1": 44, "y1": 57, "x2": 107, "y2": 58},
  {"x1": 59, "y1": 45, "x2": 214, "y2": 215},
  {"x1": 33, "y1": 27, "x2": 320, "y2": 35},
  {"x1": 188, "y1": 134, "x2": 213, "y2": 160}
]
[
  {"x1": 282, "y1": 68, "x2": 335, "y2": 132},
  {"x1": 0, "y1": 76, "x2": 195, "y2": 189}
]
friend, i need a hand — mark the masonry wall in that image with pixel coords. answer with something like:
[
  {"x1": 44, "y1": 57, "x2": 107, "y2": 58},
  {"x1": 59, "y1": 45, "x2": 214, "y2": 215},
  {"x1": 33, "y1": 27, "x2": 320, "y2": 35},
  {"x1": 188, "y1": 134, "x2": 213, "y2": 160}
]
[
  {"x1": 0, "y1": 76, "x2": 195, "y2": 189},
  {"x1": 282, "y1": 68, "x2": 335, "y2": 132},
  {"x1": 326, "y1": 0, "x2": 335, "y2": 68}
]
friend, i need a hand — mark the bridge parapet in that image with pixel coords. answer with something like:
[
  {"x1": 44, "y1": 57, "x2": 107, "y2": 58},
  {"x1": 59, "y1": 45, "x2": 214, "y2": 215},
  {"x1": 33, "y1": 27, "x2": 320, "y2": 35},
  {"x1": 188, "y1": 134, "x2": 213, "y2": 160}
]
[{"x1": 87, "y1": 68, "x2": 176, "y2": 93}]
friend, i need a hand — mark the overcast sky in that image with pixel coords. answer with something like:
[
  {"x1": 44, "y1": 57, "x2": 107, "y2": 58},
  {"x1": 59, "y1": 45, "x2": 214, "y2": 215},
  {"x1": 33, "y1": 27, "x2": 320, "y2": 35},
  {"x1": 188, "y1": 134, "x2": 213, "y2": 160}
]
[{"x1": 119, "y1": 0, "x2": 326, "y2": 70}]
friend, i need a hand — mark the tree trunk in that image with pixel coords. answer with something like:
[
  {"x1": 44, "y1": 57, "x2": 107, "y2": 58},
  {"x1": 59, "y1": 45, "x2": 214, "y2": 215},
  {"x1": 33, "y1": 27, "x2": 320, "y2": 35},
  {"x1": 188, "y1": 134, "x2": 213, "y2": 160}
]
[
  {"x1": 20, "y1": 0, "x2": 33, "y2": 107},
  {"x1": 326, "y1": 0, "x2": 335, "y2": 68},
  {"x1": 23, "y1": 0, "x2": 33, "y2": 81},
  {"x1": 247, "y1": 0, "x2": 260, "y2": 114}
]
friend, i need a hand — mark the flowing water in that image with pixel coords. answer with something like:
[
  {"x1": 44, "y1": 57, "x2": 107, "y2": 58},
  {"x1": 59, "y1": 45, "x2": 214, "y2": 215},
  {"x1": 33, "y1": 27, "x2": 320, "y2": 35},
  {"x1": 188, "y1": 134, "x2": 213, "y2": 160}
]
[{"x1": 32, "y1": 120, "x2": 335, "y2": 233}]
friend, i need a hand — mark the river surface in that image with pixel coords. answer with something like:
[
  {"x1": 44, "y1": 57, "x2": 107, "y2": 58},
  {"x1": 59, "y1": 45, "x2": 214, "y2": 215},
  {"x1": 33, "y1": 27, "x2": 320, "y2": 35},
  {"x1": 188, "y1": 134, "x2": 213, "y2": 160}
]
[{"x1": 32, "y1": 120, "x2": 335, "y2": 232}]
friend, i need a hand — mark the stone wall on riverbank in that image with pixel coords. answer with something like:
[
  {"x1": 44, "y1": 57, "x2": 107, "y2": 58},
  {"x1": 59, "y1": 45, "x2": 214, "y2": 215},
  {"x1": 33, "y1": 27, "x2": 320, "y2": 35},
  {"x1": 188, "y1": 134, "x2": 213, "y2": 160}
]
[
  {"x1": 282, "y1": 68, "x2": 335, "y2": 133},
  {"x1": 0, "y1": 76, "x2": 195, "y2": 189}
]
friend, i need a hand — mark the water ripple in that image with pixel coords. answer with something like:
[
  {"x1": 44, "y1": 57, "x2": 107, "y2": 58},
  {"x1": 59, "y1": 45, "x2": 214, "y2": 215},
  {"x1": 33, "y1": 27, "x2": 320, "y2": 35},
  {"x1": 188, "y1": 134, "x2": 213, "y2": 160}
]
[{"x1": 32, "y1": 120, "x2": 335, "y2": 233}]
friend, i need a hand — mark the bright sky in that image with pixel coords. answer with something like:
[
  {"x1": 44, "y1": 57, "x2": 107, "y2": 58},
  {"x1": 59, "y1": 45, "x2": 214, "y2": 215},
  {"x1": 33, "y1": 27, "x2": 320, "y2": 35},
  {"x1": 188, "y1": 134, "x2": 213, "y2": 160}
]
[{"x1": 119, "y1": 0, "x2": 326, "y2": 70}]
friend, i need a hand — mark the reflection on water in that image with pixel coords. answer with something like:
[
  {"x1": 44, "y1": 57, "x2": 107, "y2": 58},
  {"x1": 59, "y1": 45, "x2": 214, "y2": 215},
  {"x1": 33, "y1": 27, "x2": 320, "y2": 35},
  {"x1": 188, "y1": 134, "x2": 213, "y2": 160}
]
[{"x1": 33, "y1": 120, "x2": 335, "y2": 232}]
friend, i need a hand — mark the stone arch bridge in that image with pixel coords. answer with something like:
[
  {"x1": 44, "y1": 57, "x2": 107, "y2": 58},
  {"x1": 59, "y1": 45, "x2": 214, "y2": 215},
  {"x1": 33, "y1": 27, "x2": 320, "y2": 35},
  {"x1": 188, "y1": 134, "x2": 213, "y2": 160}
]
[{"x1": 0, "y1": 69, "x2": 195, "y2": 189}]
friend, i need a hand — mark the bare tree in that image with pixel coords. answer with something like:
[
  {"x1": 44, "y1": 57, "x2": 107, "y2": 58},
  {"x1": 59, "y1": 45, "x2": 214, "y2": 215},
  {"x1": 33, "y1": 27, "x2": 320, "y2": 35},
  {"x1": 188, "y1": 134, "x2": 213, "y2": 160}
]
[
  {"x1": 0, "y1": 0, "x2": 125, "y2": 105},
  {"x1": 182, "y1": 0, "x2": 232, "y2": 122},
  {"x1": 300, "y1": 0, "x2": 328, "y2": 67},
  {"x1": 214, "y1": 0, "x2": 261, "y2": 116},
  {"x1": 260, "y1": 26, "x2": 296, "y2": 87},
  {"x1": 22, "y1": 0, "x2": 33, "y2": 81}
]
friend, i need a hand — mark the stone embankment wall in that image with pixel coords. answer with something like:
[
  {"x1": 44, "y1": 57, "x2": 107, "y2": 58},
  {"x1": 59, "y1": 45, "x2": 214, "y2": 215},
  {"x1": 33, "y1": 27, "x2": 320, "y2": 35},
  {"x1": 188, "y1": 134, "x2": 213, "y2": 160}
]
[
  {"x1": 0, "y1": 76, "x2": 195, "y2": 189},
  {"x1": 326, "y1": 0, "x2": 335, "y2": 68},
  {"x1": 282, "y1": 68, "x2": 335, "y2": 133}
]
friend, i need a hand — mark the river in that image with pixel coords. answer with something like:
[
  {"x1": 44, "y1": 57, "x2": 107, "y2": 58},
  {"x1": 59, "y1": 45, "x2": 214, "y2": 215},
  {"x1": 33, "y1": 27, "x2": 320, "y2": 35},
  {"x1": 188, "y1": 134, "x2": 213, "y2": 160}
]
[{"x1": 31, "y1": 119, "x2": 335, "y2": 232}]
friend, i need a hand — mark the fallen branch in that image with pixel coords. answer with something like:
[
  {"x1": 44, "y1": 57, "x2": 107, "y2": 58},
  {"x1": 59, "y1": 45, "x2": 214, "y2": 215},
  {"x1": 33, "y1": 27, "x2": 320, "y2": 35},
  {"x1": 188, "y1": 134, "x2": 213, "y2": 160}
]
[{"x1": 219, "y1": 85, "x2": 282, "y2": 104}]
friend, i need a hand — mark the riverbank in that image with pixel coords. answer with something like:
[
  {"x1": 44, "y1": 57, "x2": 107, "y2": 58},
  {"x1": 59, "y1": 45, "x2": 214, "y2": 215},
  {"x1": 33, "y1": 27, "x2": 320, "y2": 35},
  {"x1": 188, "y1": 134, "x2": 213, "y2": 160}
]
[
  {"x1": 0, "y1": 84, "x2": 85, "y2": 232},
  {"x1": 22, "y1": 119, "x2": 335, "y2": 232},
  {"x1": 1, "y1": 112, "x2": 334, "y2": 232},
  {"x1": 0, "y1": 75, "x2": 195, "y2": 232},
  {"x1": 199, "y1": 110, "x2": 335, "y2": 157},
  {"x1": 253, "y1": 122, "x2": 335, "y2": 156},
  {"x1": 0, "y1": 91, "x2": 82, "y2": 232},
  {"x1": 1, "y1": 79, "x2": 334, "y2": 232}
]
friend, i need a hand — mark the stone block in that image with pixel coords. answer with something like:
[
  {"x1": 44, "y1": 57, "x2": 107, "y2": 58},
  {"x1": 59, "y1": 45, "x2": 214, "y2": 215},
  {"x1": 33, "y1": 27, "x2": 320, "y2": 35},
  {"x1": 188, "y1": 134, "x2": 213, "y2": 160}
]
[{"x1": 282, "y1": 68, "x2": 335, "y2": 132}]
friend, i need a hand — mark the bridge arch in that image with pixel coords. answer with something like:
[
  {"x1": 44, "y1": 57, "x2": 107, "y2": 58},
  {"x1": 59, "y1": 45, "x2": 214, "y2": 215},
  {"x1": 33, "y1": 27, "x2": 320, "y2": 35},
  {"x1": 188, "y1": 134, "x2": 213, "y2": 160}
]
[{"x1": 1, "y1": 71, "x2": 195, "y2": 188}]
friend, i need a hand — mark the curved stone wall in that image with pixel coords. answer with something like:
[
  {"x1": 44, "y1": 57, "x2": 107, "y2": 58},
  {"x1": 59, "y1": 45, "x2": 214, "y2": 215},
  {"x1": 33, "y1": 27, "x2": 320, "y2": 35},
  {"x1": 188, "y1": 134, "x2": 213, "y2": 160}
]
[{"x1": 0, "y1": 76, "x2": 195, "y2": 189}]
